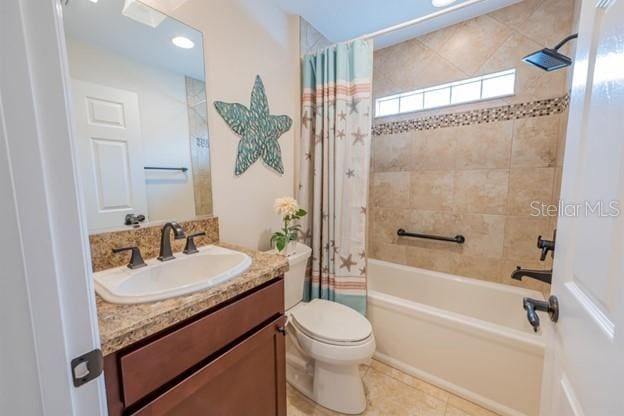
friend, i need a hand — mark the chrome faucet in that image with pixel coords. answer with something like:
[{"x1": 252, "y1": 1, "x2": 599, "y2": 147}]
[{"x1": 158, "y1": 222, "x2": 186, "y2": 261}]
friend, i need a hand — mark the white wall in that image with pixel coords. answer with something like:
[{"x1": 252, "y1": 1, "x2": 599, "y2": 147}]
[
  {"x1": 66, "y1": 38, "x2": 196, "y2": 223},
  {"x1": 143, "y1": 0, "x2": 301, "y2": 250}
]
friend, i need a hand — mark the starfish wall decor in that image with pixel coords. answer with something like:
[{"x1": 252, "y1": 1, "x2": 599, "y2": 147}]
[{"x1": 214, "y1": 75, "x2": 292, "y2": 176}]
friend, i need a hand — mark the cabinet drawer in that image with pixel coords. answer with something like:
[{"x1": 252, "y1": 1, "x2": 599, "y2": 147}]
[
  {"x1": 131, "y1": 315, "x2": 286, "y2": 416},
  {"x1": 120, "y1": 279, "x2": 284, "y2": 406}
]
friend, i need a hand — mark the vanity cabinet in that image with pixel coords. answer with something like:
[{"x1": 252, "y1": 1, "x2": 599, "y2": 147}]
[{"x1": 104, "y1": 278, "x2": 286, "y2": 416}]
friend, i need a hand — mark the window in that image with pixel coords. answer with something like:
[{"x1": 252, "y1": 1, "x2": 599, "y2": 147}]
[{"x1": 375, "y1": 69, "x2": 516, "y2": 118}]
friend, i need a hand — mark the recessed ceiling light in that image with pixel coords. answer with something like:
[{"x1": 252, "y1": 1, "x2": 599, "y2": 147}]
[
  {"x1": 88, "y1": 0, "x2": 99, "y2": 3},
  {"x1": 171, "y1": 36, "x2": 194, "y2": 49},
  {"x1": 432, "y1": 0, "x2": 457, "y2": 7}
]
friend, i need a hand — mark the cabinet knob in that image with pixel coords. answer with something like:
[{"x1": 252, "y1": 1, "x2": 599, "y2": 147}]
[{"x1": 276, "y1": 316, "x2": 288, "y2": 335}]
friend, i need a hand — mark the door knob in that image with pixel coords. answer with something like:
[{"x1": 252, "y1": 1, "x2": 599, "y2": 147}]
[{"x1": 125, "y1": 213, "x2": 146, "y2": 226}]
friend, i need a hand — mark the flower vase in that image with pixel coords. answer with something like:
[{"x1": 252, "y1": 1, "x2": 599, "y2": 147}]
[{"x1": 277, "y1": 241, "x2": 296, "y2": 256}]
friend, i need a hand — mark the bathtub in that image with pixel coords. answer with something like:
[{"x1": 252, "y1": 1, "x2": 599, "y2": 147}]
[{"x1": 367, "y1": 259, "x2": 548, "y2": 416}]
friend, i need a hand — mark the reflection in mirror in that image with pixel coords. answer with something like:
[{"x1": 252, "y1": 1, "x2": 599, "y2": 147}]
[{"x1": 63, "y1": 0, "x2": 212, "y2": 233}]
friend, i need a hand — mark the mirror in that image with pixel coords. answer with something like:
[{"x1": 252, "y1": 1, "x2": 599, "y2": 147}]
[{"x1": 63, "y1": 0, "x2": 212, "y2": 233}]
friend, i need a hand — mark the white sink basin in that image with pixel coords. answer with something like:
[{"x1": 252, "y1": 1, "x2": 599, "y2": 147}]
[{"x1": 94, "y1": 245, "x2": 252, "y2": 304}]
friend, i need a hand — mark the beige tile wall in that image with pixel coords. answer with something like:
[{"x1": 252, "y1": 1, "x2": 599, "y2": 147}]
[
  {"x1": 373, "y1": 0, "x2": 577, "y2": 111},
  {"x1": 369, "y1": 0, "x2": 578, "y2": 294},
  {"x1": 185, "y1": 76, "x2": 213, "y2": 216}
]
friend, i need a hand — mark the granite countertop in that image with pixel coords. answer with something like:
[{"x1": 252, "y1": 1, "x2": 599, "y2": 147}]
[{"x1": 96, "y1": 242, "x2": 288, "y2": 356}]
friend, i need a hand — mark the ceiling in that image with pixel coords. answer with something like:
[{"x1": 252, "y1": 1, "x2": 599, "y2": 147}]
[
  {"x1": 63, "y1": 0, "x2": 205, "y2": 80},
  {"x1": 275, "y1": 0, "x2": 521, "y2": 49},
  {"x1": 62, "y1": 0, "x2": 522, "y2": 74}
]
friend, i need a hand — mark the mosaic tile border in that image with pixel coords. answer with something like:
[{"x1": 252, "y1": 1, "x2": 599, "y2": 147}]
[{"x1": 372, "y1": 94, "x2": 569, "y2": 136}]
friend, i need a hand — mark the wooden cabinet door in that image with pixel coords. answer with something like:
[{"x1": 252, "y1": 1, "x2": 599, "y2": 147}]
[
  {"x1": 120, "y1": 280, "x2": 284, "y2": 406},
  {"x1": 131, "y1": 316, "x2": 287, "y2": 416}
]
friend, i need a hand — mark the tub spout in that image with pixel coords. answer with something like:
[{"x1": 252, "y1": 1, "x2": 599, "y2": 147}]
[
  {"x1": 523, "y1": 298, "x2": 542, "y2": 332},
  {"x1": 511, "y1": 267, "x2": 552, "y2": 284}
]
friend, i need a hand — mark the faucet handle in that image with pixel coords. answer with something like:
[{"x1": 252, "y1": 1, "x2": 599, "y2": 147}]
[
  {"x1": 537, "y1": 230, "x2": 556, "y2": 261},
  {"x1": 523, "y1": 296, "x2": 559, "y2": 332},
  {"x1": 112, "y1": 246, "x2": 146, "y2": 269},
  {"x1": 183, "y1": 232, "x2": 206, "y2": 255}
]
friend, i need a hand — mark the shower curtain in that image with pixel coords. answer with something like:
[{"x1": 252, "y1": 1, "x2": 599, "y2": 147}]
[{"x1": 298, "y1": 39, "x2": 373, "y2": 314}]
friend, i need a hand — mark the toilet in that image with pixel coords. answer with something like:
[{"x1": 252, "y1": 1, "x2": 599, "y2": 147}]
[{"x1": 283, "y1": 242, "x2": 375, "y2": 415}]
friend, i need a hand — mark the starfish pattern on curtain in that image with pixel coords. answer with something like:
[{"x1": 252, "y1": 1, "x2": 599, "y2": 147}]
[{"x1": 298, "y1": 40, "x2": 373, "y2": 314}]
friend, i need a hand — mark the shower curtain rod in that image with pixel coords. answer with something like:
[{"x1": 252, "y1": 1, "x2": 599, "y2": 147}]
[{"x1": 350, "y1": 0, "x2": 489, "y2": 42}]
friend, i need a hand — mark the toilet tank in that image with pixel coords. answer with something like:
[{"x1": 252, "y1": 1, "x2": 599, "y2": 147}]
[{"x1": 283, "y1": 242, "x2": 312, "y2": 310}]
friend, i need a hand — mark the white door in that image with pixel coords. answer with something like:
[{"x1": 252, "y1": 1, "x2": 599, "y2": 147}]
[
  {"x1": 2, "y1": 0, "x2": 108, "y2": 414},
  {"x1": 72, "y1": 80, "x2": 148, "y2": 231},
  {"x1": 540, "y1": 1, "x2": 624, "y2": 415}
]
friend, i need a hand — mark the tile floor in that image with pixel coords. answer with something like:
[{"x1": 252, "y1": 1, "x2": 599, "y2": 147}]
[{"x1": 287, "y1": 359, "x2": 500, "y2": 416}]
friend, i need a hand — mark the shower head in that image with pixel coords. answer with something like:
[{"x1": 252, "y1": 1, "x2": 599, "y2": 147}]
[
  {"x1": 522, "y1": 33, "x2": 578, "y2": 72},
  {"x1": 522, "y1": 48, "x2": 572, "y2": 72}
]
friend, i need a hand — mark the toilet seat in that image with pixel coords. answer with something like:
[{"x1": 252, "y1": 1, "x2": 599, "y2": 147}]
[{"x1": 290, "y1": 299, "x2": 372, "y2": 346}]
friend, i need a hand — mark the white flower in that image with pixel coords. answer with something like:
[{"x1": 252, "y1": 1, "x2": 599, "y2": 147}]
[{"x1": 274, "y1": 196, "x2": 299, "y2": 217}]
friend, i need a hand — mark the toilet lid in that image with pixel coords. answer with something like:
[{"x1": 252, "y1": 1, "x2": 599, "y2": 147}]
[{"x1": 291, "y1": 299, "x2": 372, "y2": 344}]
